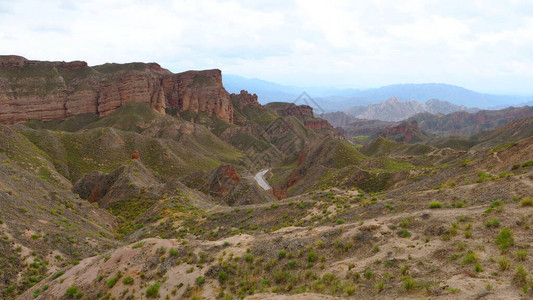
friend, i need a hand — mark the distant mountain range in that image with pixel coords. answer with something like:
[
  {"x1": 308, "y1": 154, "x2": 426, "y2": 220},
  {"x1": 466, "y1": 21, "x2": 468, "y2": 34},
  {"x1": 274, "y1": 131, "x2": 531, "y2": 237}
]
[
  {"x1": 223, "y1": 74, "x2": 533, "y2": 111},
  {"x1": 319, "y1": 96, "x2": 480, "y2": 125},
  {"x1": 343, "y1": 97, "x2": 479, "y2": 122}
]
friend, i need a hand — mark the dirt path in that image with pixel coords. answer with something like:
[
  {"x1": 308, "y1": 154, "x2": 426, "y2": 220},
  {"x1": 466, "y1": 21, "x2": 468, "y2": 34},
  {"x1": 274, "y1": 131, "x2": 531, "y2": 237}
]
[{"x1": 254, "y1": 169, "x2": 271, "y2": 190}]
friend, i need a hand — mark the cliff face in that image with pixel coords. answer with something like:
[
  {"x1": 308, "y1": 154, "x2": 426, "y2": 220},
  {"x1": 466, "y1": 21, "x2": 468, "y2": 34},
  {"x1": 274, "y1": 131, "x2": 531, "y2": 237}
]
[{"x1": 0, "y1": 56, "x2": 234, "y2": 124}]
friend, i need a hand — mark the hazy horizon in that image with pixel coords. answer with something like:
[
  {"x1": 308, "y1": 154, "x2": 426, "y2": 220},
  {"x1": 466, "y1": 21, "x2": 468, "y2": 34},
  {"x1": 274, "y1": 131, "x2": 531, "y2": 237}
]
[{"x1": 1, "y1": 0, "x2": 533, "y2": 94}]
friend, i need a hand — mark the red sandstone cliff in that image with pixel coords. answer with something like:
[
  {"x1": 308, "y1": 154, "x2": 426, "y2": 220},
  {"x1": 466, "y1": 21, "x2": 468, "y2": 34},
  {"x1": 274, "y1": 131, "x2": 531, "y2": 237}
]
[{"x1": 0, "y1": 55, "x2": 234, "y2": 124}]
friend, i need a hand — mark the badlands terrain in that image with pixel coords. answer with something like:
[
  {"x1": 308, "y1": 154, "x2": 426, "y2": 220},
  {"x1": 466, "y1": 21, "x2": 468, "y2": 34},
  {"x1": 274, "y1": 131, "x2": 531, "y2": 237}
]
[{"x1": 0, "y1": 55, "x2": 532, "y2": 299}]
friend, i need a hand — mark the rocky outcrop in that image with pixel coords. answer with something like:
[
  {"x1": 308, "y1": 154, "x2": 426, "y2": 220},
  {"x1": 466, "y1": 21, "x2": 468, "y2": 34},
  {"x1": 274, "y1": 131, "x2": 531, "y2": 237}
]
[
  {"x1": 231, "y1": 90, "x2": 261, "y2": 109},
  {"x1": 72, "y1": 160, "x2": 161, "y2": 207},
  {"x1": 162, "y1": 70, "x2": 234, "y2": 123},
  {"x1": 0, "y1": 56, "x2": 234, "y2": 124},
  {"x1": 285, "y1": 104, "x2": 314, "y2": 118},
  {"x1": 264, "y1": 102, "x2": 333, "y2": 131},
  {"x1": 131, "y1": 150, "x2": 140, "y2": 160},
  {"x1": 264, "y1": 102, "x2": 314, "y2": 118},
  {"x1": 383, "y1": 120, "x2": 421, "y2": 143},
  {"x1": 204, "y1": 165, "x2": 241, "y2": 198},
  {"x1": 304, "y1": 119, "x2": 333, "y2": 130}
]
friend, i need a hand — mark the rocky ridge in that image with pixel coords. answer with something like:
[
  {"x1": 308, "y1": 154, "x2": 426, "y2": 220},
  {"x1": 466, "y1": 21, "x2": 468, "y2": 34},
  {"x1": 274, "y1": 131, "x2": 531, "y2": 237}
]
[{"x1": 0, "y1": 55, "x2": 234, "y2": 124}]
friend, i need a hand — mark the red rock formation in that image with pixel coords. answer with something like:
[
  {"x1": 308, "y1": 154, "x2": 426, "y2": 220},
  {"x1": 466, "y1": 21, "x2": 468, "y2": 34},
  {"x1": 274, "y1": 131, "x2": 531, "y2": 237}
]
[
  {"x1": 272, "y1": 171, "x2": 300, "y2": 200},
  {"x1": 272, "y1": 188, "x2": 286, "y2": 200},
  {"x1": 219, "y1": 165, "x2": 240, "y2": 184},
  {"x1": 384, "y1": 121, "x2": 421, "y2": 143},
  {"x1": 162, "y1": 69, "x2": 234, "y2": 123},
  {"x1": 304, "y1": 119, "x2": 333, "y2": 130},
  {"x1": 0, "y1": 56, "x2": 234, "y2": 124},
  {"x1": 297, "y1": 152, "x2": 306, "y2": 167},
  {"x1": 231, "y1": 90, "x2": 261, "y2": 109},
  {"x1": 285, "y1": 104, "x2": 314, "y2": 118},
  {"x1": 131, "y1": 150, "x2": 140, "y2": 160},
  {"x1": 205, "y1": 165, "x2": 241, "y2": 198}
]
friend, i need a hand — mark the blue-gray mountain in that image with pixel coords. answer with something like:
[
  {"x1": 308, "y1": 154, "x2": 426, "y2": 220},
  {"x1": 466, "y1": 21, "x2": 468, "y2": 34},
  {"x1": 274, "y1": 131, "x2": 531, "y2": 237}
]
[
  {"x1": 223, "y1": 74, "x2": 533, "y2": 110},
  {"x1": 344, "y1": 97, "x2": 479, "y2": 122}
]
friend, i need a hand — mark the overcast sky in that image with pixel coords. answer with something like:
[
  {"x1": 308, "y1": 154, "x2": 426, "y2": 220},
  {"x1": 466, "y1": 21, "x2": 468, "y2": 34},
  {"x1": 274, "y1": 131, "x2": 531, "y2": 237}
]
[{"x1": 1, "y1": 0, "x2": 532, "y2": 94}]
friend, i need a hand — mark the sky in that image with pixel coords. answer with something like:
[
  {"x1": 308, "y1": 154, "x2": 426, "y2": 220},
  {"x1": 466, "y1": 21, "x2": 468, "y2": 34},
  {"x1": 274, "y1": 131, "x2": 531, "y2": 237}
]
[{"x1": 1, "y1": 0, "x2": 533, "y2": 94}]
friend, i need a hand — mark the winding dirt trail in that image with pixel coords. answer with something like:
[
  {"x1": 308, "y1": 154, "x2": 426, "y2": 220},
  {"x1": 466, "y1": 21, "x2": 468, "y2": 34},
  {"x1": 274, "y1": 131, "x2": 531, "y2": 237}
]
[{"x1": 254, "y1": 169, "x2": 271, "y2": 190}]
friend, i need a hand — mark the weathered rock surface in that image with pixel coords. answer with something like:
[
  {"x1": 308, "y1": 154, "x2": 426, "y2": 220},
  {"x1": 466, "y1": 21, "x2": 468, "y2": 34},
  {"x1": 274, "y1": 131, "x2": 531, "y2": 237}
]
[
  {"x1": 304, "y1": 119, "x2": 333, "y2": 130},
  {"x1": 231, "y1": 90, "x2": 261, "y2": 109},
  {"x1": 0, "y1": 55, "x2": 234, "y2": 124},
  {"x1": 265, "y1": 102, "x2": 333, "y2": 130},
  {"x1": 383, "y1": 120, "x2": 422, "y2": 143}
]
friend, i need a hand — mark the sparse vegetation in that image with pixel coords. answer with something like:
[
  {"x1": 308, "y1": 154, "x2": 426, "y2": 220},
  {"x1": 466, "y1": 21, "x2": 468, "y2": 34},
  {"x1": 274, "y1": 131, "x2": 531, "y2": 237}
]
[
  {"x1": 495, "y1": 228, "x2": 514, "y2": 251},
  {"x1": 519, "y1": 197, "x2": 533, "y2": 207},
  {"x1": 146, "y1": 282, "x2": 161, "y2": 298},
  {"x1": 428, "y1": 202, "x2": 443, "y2": 209}
]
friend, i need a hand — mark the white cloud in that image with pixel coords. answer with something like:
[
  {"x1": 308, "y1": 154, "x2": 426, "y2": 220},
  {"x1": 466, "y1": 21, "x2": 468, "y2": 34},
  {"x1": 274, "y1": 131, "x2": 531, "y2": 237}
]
[{"x1": 0, "y1": 0, "x2": 532, "y2": 94}]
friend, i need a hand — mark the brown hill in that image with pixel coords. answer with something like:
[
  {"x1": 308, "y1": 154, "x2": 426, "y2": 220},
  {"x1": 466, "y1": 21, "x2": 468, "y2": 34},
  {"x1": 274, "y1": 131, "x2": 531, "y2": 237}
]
[{"x1": 410, "y1": 106, "x2": 533, "y2": 136}]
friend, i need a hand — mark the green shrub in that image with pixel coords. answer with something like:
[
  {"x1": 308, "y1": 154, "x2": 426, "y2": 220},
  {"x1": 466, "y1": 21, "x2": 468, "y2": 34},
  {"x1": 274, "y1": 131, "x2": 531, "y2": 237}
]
[
  {"x1": 522, "y1": 160, "x2": 533, "y2": 167},
  {"x1": 490, "y1": 200, "x2": 503, "y2": 208},
  {"x1": 485, "y1": 219, "x2": 500, "y2": 228},
  {"x1": 399, "y1": 218, "x2": 411, "y2": 228},
  {"x1": 65, "y1": 286, "x2": 82, "y2": 298},
  {"x1": 474, "y1": 263, "x2": 483, "y2": 272},
  {"x1": 428, "y1": 202, "x2": 443, "y2": 209},
  {"x1": 498, "y1": 256, "x2": 510, "y2": 271},
  {"x1": 287, "y1": 260, "x2": 298, "y2": 269},
  {"x1": 402, "y1": 275, "x2": 418, "y2": 291},
  {"x1": 123, "y1": 276, "x2": 134, "y2": 285},
  {"x1": 132, "y1": 242, "x2": 144, "y2": 249},
  {"x1": 107, "y1": 277, "x2": 118, "y2": 288},
  {"x1": 374, "y1": 280, "x2": 385, "y2": 293},
  {"x1": 515, "y1": 265, "x2": 528, "y2": 283},
  {"x1": 461, "y1": 250, "x2": 478, "y2": 265},
  {"x1": 515, "y1": 249, "x2": 528, "y2": 261},
  {"x1": 51, "y1": 270, "x2": 65, "y2": 280},
  {"x1": 307, "y1": 251, "x2": 318, "y2": 262},
  {"x1": 398, "y1": 229, "x2": 411, "y2": 238},
  {"x1": 196, "y1": 276, "x2": 205, "y2": 285},
  {"x1": 495, "y1": 228, "x2": 514, "y2": 251},
  {"x1": 6, "y1": 285, "x2": 15, "y2": 294},
  {"x1": 519, "y1": 197, "x2": 533, "y2": 207},
  {"x1": 169, "y1": 248, "x2": 178, "y2": 256},
  {"x1": 146, "y1": 282, "x2": 161, "y2": 298},
  {"x1": 346, "y1": 285, "x2": 357, "y2": 295},
  {"x1": 243, "y1": 253, "x2": 254, "y2": 263},
  {"x1": 218, "y1": 271, "x2": 228, "y2": 284},
  {"x1": 278, "y1": 250, "x2": 287, "y2": 259}
]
